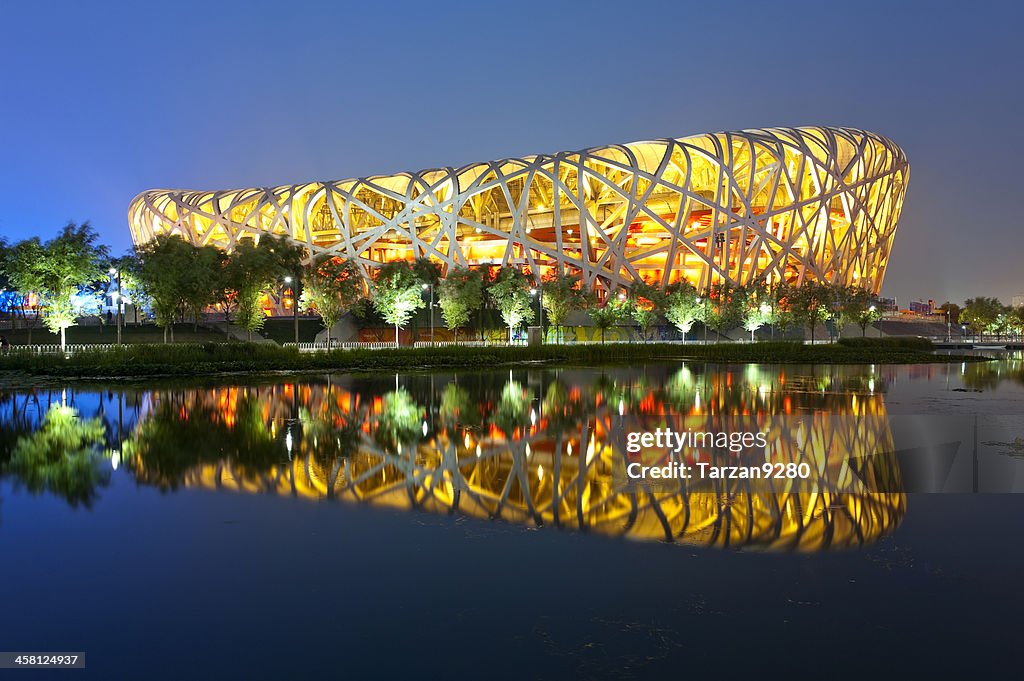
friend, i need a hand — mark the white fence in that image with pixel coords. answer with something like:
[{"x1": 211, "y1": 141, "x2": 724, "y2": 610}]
[
  {"x1": 2, "y1": 342, "x2": 242, "y2": 356},
  {"x1": 283, "y1": 341, "x2": 398, "y2": 352},
  {"x1": 6, "y1": 343, "x2": 122, "y2": 355}
]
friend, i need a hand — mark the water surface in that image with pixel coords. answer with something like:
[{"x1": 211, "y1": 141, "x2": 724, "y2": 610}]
[{"x1": 2, "y1": 356, "x2": 1022, "y2": 678}]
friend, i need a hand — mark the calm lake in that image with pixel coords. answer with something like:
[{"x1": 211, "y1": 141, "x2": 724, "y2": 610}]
[{"x1": 2, "y1": 355, "x2": 1023, "y2": 678}]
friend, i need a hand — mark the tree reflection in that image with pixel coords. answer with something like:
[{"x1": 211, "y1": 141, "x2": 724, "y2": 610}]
[
  {"x1": 372, "y1": 388, "x2": 422, "y2": 451},
  {"x1": 439, "y1": 382, "x2": 479, "y2": 430},
  {"x1": 491, "y1": 380, "x2": 529, "y2": 438},
  {"x1": 124, "y1": 393, "x2": 281, "y2": 489},
  {"x1": 4, "y1": 404, "x2": 109, "y2": 507}
]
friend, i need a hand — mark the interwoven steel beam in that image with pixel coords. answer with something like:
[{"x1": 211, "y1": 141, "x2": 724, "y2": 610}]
[{"x1": 129, "y1": 126, "x2": 908, "y2": 294}]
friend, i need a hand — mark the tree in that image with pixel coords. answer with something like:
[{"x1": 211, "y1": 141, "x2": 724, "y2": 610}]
[
  {"x1": 630, "y1": 282, "x2": 665, "y2": 343},
  {"x1": 488, "y1": 266, "x2": 534, "y2": 345},
  {"x1": 737, "y1": 283, "x2": 776, "y2": 343},
  {"x1": 5, "y1": 223, "x2": 108, "y2": 349},
  {"x1": 789, "y1": 281, "x2": 834, "y2": 343},
  {"x1": 703, "y1": 283, "x2": 742, "y2": 340},
  {"x1": 961, "y1": 297, "x2": 1005, "y2": 339},
  {"x1": 300, "y1": 256, "x2": 363, "y2": 345},
  {"x1": 768, "y1": 282, "x2": 797, "y2": 337},
  {"x1": 438, "y1": 266, "x2": 483, "y2": 342},
  {"x1": 412, "y1": 257, "x2": 442, "y2": 288},
  {"x1": 589, "y1": 291, "x2": 631, "y2": 343},
  {"x1": 540, "y1": 271, "x2": 588, "y2": 344},
  {"x1": 664, "y1": 281, "x2": 703, "y2": 340},
  {"x1": 850, "y1": 293, "x2": 883, "y2": 337},
  {"x1": 226, "y1": 237, "x2": 294, "y2": 341},
  {"x1": 133, "y1": 235, "x2": 195, "y2": 343},
  {"x1": 372, "y1": 261, "x2": 426, "y2": 345},
  {"x1": 833, "y1": 285, "x2": 873, "y2": 339},
  {"x1": 182, "y1": 246, "x2": 227, "y2": 330},
  {"x1": 5, "y1": 403, "x2": 110, "y2": 507},
  {"x1": 1009, "y1": 306, "x2": 1024, "y2": 338},
  {"x1": 0, "y1": 237, "x2": 10, "y2": 294}
]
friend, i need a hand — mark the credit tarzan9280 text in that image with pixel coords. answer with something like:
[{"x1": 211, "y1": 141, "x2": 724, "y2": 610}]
[{"x1": 624, "y1": 427, "x2": 811, "y2": 481}]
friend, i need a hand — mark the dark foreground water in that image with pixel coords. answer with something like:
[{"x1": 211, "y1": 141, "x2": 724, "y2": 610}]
[{"x1": 2, "y1": 356, "x2": 1023, "y2": 679}]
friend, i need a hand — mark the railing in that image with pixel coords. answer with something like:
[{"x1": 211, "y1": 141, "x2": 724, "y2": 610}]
[
  {"x1": 283, "y1": 341, "x2": 398, "y2": 352},
  {"x1": 412, "y1": 341, "x2": 492, "y2": 348},
  {"x1": 2, "y1": 342, "x2": 241, "y2": 355},
  {"x1": 6, "y1": 343, "x2": 122, "y2": 355}
]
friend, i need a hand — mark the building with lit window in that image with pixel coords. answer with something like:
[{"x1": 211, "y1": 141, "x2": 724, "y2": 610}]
[{"x1": 128, "y1": 126, "x2": 908, "y2": 297}]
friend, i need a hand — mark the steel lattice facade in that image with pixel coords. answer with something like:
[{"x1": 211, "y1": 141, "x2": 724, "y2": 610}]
[{"x1": 128, "y1": 126, "x2": 908, "y2": 294}]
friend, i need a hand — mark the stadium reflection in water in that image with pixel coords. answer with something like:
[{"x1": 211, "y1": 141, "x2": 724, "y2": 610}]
[{"x1": 1, "y1": 363, "x2": 910, "y2": 551}]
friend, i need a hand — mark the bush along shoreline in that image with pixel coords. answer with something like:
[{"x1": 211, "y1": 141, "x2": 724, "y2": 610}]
[{"x1": 0, "y1": 337, "x2": 981, "y2": 382}]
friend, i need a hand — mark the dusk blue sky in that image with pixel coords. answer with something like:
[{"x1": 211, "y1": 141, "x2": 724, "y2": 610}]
[{"x1": 1, "y1": 0, "x2": 1021, "y2": 303}]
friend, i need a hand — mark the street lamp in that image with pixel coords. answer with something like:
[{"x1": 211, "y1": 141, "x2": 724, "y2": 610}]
[
  {"x1": 696, "y1": 296, "x2": 706, "y2": 343},
  {"x1": 530, "y1": 287, "x2": 544, "y2": 344},
  {"x1": 422, "y1": 283, "x2": 434, "y2": 345},
  {"x1": 108, "y1": 266, "x2": 122, "y2": 345},
  {"x1": 284, "y1": 275, "x2": 299, "y2": 345}
]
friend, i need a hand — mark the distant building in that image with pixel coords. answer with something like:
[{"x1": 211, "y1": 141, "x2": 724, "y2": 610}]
[
  {"x1": 1012, "y1": 294, "x2": 1024, "y2": 309},
  {"x1": 877, "y1": 297, "x2": 898, "y2": 313},
  {"x1": 908, "y1": 299, "x2": 934, "y2": 315}
]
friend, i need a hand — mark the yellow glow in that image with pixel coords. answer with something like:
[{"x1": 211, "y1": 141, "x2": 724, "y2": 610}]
[{"x1": 129, "y1": 126, "x2": 907, "y2": 297}]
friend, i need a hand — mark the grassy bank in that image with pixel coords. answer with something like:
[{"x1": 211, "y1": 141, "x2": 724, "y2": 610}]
[{"x1": 0, "y1": 337, "x2": 976, "y2": 382}]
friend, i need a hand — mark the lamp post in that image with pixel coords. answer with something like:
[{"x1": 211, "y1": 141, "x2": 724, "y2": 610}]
[
  {"x1": 945, "y1": 308, "x2": 951, "y2": 342},
  {"x1": 284, "y1": 275, "x2": 299, "y2": 345},
  {"x1": 530, "y1": 287, "x2": 544, "y2": 344},
  {"x1": 422, "y1": 283, "x2": 434, "y2": 345},
  {"x1": 108, "y1": 266, "x2": 122, "y2": 345},
  {"x1": 696, "y1": 296, "x2": 705, "y2": 344}
]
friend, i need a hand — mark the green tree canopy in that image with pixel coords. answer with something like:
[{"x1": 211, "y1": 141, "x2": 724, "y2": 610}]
[
  {"x1": 737, "y1": 282, "x2": 777, "y2": 342},
  {"x1": 226, "y1": 236, "x2": 298, "y2": 341},
  {"x1": 300, "y1": 256, "x2": 363, "y2": 344},
  {"x1": 832, "y1": 286, "x2": 875, "y2": 338},
  {"x1": 135, "y1": 235, "x2": 231, "y2": 341},
  {"x1": 182, "y1": 246, "x2": 227, "y2": 330},
  {"x1": 962, "y1": 296, "x2": 1007, "y2": 337},
  {"x1": 664, "y1": 281, "x2": 703, "y2": 339},
  {"x1": 703, "y1": 283, "x2": 743, "y2": 338},
  {"x1": 540, "y1": 271, "x2": 588, "y2": 343},
  {"x1": 589, "y1": 291, "x2": 631, "y2": 343},
  {"x1": 372, "y1": 261, "x2": 426, "y2": 344},
  {"x1": 4, "y1": 404, "x2": 110, "y2": 507},
  {"x1": 789, "y1": 281, "x2": 835, "y2": 342},
  {"x1": 629, "y1": 282, "x2": 665, "y2": 342},
  {"x1": 6, "y1": 223, "x2": 108, "y2": 349},
  {"x1": 488, "y1": 266, "x2": 534, "y2": 344},
  {"x1": 438, "y1": 266, "x2": 483, "y2": 341}
]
